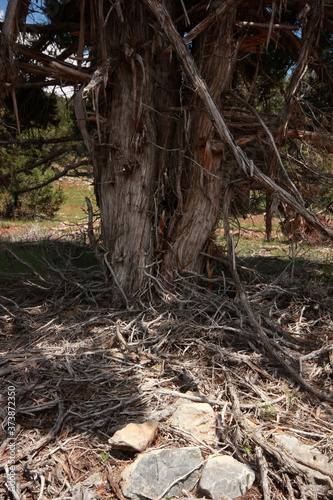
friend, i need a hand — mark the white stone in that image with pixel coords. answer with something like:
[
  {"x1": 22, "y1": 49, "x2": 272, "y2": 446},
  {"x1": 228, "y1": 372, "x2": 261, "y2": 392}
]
[
  {"x1": 169, "y1": 401, "x2": 217, "y2": 444},
  {"x1": 275, "y1": 433, "x2": 333, "y2": 482},
  {"x1": 198, "y1": 455, "x2": 255, "y2": 500},
  {"x1": 108, "y1": 420, "x2": 158, "y2": 452}
]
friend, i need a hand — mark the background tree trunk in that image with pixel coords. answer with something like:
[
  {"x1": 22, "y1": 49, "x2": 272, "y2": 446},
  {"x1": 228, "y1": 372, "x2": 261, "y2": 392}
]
[{"x1": 161, "y1": 10, "x2": 237, "y2": 279}]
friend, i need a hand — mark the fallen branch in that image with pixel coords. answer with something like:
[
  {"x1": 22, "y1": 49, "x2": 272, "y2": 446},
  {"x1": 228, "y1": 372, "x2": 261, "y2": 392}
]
[
  {"x1": 106, "y1": 464, "x2": 127, "y2": 500},
  {"x1": 0, "y1": 400, "x2": 65, "y2": 471},
  {"x1": 255, "y1": 446, "x2": 270, "y2": 500},
  {"x1": 226, "y1": 374, "x2": 314, "y2": 482},
  {"x1": 222, "y1": 186, "x2": 333, "y2": 404}
]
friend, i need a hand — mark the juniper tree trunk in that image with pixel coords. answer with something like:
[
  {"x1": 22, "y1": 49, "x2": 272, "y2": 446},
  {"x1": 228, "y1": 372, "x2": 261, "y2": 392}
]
[
  {"x1": 91, "y1": 1, "x2": 181, "y2": 297},
  {"x1": 160, "y1": 11, "x2": 237, "y2": 280},
  {"x1": 90, "y1": 1, "x2": 239, "y2": 298}
]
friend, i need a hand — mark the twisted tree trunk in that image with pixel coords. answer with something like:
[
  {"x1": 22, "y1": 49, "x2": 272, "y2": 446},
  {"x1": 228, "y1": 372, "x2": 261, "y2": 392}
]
[
  {"x1": 160, "y1": 12, "x2": 237, "y2": 279},
  {"x1": 90, "y1": 1, "x2": 182, "y2": 297},
  {"x1": 89, "y1": 1, "x2": 238, "y2": 297}
]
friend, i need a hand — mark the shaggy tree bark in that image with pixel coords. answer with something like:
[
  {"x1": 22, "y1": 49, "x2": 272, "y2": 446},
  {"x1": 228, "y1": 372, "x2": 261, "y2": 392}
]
[
  {"x1": 87, "y1": 1, "x2": 183, "y2": 297},
  {"x1": 160, "y1": 10, "x2": 238, "y2": 280},
  {"x1": 2, "y1": 0, "x2": 333, "y2": 300},
  {"x1": 87, "y1": 1, "x2": 248, "y2": 296},
  {"x1": 85, "y1": 1, "x2": 243, "y2": 296}
]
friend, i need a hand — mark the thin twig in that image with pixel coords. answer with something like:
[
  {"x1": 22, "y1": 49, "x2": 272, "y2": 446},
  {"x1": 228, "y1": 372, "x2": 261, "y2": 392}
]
[
  {"x1": 103, "y1": 252, "x2": 129, "y2": 308},
  {"x1": 255, "y1": 446, "x2": 270, "y2": 500}
]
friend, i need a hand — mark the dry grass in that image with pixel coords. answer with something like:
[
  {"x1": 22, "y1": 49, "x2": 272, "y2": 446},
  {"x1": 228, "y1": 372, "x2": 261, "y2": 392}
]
[{"x1": 0, "y1": 175, "x2": 97, "y2": 243}]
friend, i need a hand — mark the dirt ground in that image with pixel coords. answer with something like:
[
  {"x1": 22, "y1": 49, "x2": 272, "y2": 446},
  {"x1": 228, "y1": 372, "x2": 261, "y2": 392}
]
[
  {"x1": 1, "y1": 200, "x2": 333, "y2": 499},
  {"x1": 1, "y1": 227, "x2": 333, "y2": 499}
]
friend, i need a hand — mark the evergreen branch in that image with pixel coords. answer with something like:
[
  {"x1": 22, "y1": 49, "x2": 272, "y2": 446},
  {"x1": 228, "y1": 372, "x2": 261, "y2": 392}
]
[{"x1": 11, "y1": 160, "x2": 88, "y2": 196}]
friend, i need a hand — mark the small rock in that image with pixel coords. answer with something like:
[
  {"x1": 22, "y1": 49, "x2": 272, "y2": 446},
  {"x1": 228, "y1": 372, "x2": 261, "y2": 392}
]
[
  {"x1": 73, "y1": 486, "x2": 98, "y2": 500},
  {"x1": 108, "y1": 420, "x2": 158, "y2": 452},
  {"x1": 198, "y1": 455, "x2": 255, "y2": 500},
  {"x1": 73, "y1": 472, "x2": 104, "y2": 500},
  {"x1": 120, "y1": 446, "x2": 203, "y2": 500},
  {"x1": 275, "y1": 434, "x2": 333, "y2": 483},
  {"x1": 81, "y1": 472, "x2": 104, "y2": 487},
  {"x1": 169, "y1": 401, "x2": 217, "y2": 444}
]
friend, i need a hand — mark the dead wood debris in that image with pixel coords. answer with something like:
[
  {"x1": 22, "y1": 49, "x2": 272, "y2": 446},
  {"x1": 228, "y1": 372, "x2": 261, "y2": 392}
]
[{"x1": 0, "y1": 241, "x2": 333, "y2": 500}]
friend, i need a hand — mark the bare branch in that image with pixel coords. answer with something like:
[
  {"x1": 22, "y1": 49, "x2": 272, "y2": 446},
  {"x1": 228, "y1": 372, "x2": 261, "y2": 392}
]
[
  {"x1": 0, "y1": 146, "x2": 83, "y2": 184},
  {"x1": 142, "y1": 0, "x2": 333, "y2": 241},
  {"x1": 50, "y1": 61, "x2": 91, "y2": 83},
  {"x1": 74, "y1": 87, "x2": 93, "y2": 155},
  {"x1": 0, "y1": 21, "x2": 81, "y2": 35},
  {"x1": 236, "y1": 21, "x2": 299, "y2": 30},
  {"x1": 184, "y1": 0, "x2": 243, "y2": 44},
  {"x1": 0, "y1": 134, "x2": 81, "y2": 146},
  {"x1": 0, "y1": 0, "x2": 31, "y2": 95}
]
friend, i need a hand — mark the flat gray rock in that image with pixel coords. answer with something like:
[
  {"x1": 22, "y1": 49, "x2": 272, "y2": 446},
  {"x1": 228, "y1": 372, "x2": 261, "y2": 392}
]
[
  {"x1": 198, "y1": 455, "x2": 255, "y2": 500},
  {"x1": 275, "y1": 434, "x2": 333, "y2": 483},
  {"x1": 169, "y1": 400, "x2": 217, "y2": 445},
  {"x1": 120, "y1": 447, "x2": 203, "y2": 500}
]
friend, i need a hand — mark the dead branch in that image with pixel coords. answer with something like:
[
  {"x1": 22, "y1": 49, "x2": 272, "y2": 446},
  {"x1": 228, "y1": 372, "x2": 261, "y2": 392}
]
[
  {"x1": 74, "y1": 86, "x2": 93, "y2": 156},
  {"x1": 226, "y1": 374, "x2": 333, "y2": 491},
  {"x1": 1, "y1": 146, "x2": 84, "y2": 183},
  {"x1": 103, "y1": 252, "x2": 130, "y2": 309},
  {"x1": 223, "y1": 187, "x2": 333, "y2": 404},
  {"x1": 255, "y1": 446, "x2": 270, "y2": 500},
  {"x1": 0, "y1": 244, "x2": 49, "y2": 284},
  {"x1": 0, "y1": 400, "x2": 65, "y2": 471},
  {"x1": 0, "y1": 133, "x2": 82, "y2": 146},
  {"x1": 142, "y1": 0, "x2": 333, "y2": 242},
  {"x1": 184, "y1": 0, "x2": 244, "y2": 44},
  {"x1": 85, "y1": 196, "x2": 96, "y2": 247},
  {"x1": 106, "y1": 463, "x2": 127, "y2": 500},
  {"x1": 0, "y1": 0, "x2": 31, "y2": 96},
  {"x1": 0, "y1": 21, "x2": 81, "y2": 35},
  {"x1": 17, "y1": 79, "x2": 60, "y2": 88},
  {"x1": 281, "y1": 1, "x2": 323, "y2": 134},
  {"x1": 236, "y1": 21, "x2": 299, "y2": 30},
  {"x1": 50, "y1": 61, "x2": 91, "y2": 83},
  {"x1": 230, "y1": 91, "x2": 304, "y2": 205}
]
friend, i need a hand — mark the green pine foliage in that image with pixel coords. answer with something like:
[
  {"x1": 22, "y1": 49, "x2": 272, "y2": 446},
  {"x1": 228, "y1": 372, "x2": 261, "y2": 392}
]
[{"x1": 0, "y1": 94, "x2": 76, "y2": 220}]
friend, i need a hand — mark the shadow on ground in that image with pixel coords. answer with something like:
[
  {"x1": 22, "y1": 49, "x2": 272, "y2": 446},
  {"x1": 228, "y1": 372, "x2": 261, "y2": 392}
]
[{"x1": 0, "y1": 239, "x2": 333, "y2": 499}]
